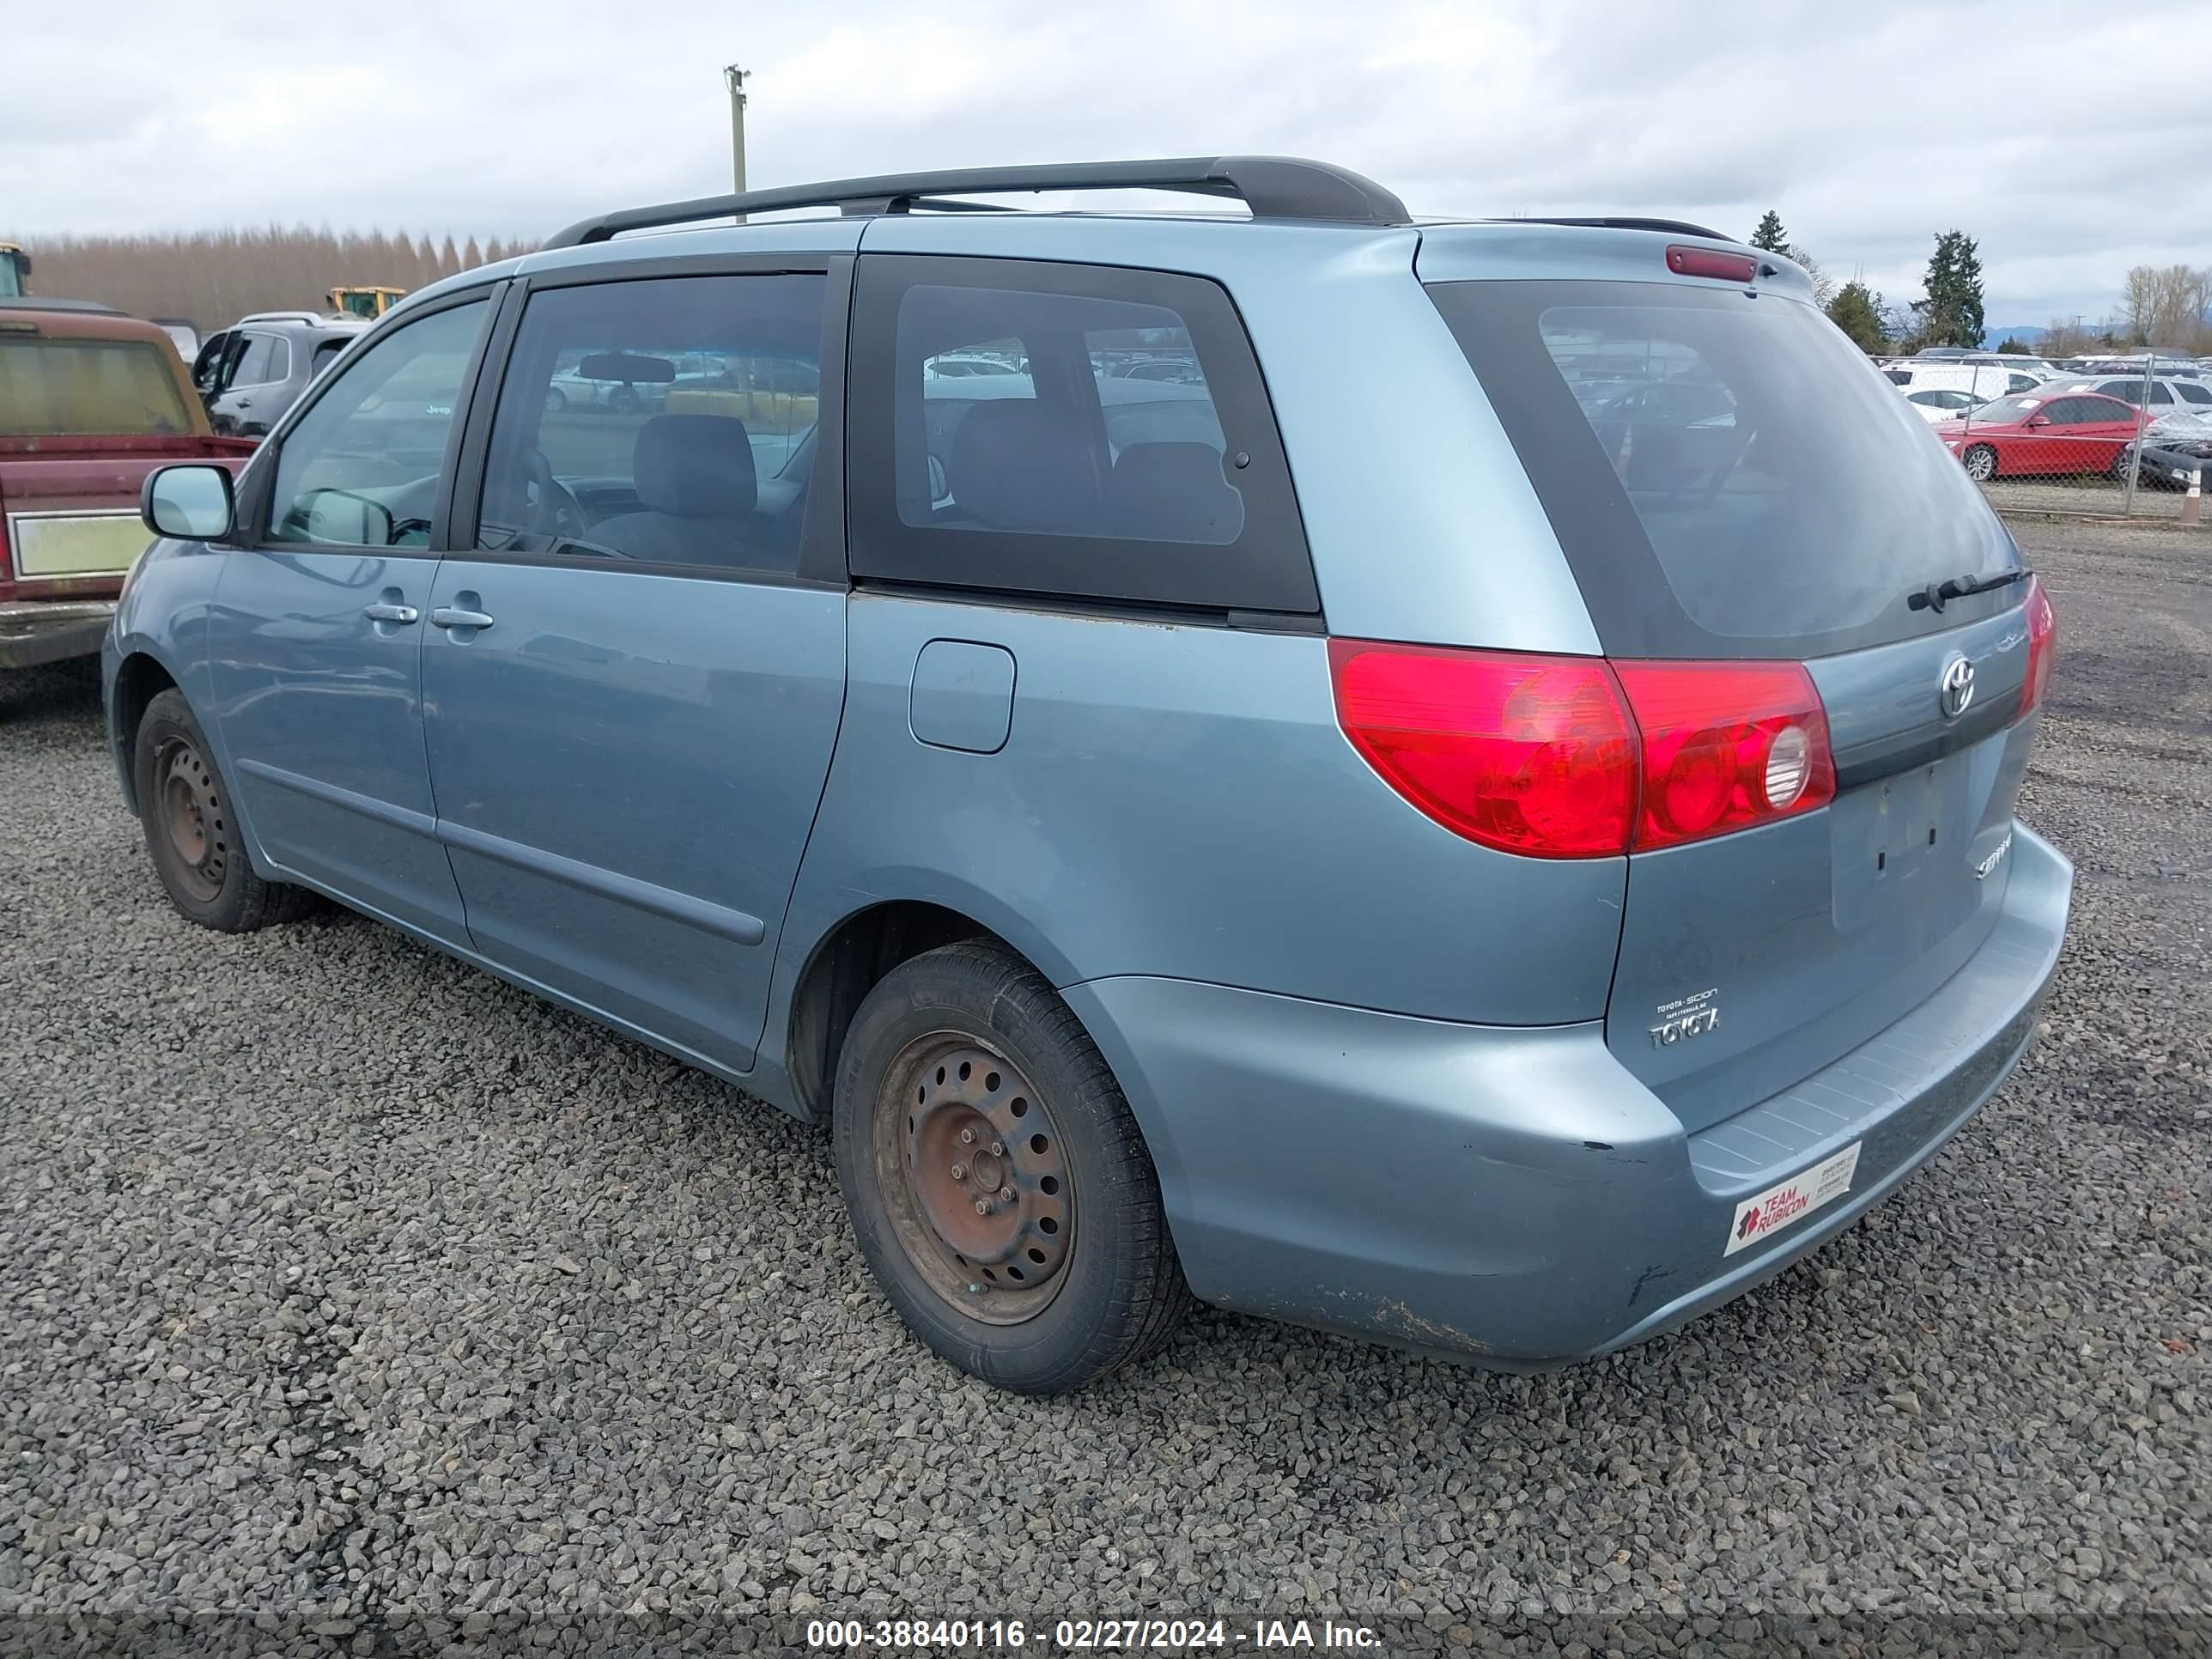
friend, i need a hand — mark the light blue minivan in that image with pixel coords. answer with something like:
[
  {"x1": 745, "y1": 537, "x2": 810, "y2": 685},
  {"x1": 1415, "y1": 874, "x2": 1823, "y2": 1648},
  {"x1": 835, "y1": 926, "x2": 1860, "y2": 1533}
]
[{"x1": 111, "y1": 158, "x2": 2069, "y2": 1393}]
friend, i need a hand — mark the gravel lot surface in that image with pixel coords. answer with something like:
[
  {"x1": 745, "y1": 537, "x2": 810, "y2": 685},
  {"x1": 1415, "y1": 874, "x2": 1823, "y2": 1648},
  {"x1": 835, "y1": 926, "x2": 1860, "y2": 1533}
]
[{"x1": 1, "y1": 519, "x2": 2206, "y2": 1656}]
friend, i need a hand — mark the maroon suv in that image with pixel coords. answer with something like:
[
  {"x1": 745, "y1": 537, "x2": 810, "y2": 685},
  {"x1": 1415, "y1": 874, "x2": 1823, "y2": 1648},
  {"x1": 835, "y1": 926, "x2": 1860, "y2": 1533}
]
[{"x1": 1, "y1": 301, "x2": 254, "y2": 669}]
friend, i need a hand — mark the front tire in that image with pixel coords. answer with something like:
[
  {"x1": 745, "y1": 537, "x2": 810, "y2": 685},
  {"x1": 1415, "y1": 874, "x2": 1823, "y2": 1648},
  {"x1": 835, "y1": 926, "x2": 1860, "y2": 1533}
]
[
  {"x1": 132, "y1": 689, "x2": 319, "y2": 933},
  {"x1": 1962, "y1": 443, "x2": 1998, "y2": 483},
  {"x1": 833, "y1": 940, "x2": 1188, "y2": 1394}
]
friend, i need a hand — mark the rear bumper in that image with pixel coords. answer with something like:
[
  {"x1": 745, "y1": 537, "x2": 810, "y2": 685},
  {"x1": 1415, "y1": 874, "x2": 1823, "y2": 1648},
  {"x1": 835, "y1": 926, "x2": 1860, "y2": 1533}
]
[
  {"x1": 1065, "y1": 820, "x2": 2071, "y2": 1366},
  {"x1": 0, "y1": 599, "x2": 116, "y2": 670}
]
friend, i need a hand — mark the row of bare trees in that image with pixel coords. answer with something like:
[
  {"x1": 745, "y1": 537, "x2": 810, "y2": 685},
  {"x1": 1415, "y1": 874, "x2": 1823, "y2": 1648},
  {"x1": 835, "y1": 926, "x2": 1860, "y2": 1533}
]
[
  {"x1": 2040, "y1": 265, "x2": 2212, "y2": 358},
  {"x1": 1, "y1": 226, "x2": 532, "y2": 330}
]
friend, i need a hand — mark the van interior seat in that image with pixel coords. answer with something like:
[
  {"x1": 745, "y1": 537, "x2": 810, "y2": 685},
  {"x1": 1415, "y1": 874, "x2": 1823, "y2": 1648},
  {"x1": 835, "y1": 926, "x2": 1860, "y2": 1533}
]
[
  {"x1": 591, "y1": 412, "x2": 760, "y2": 566},
  {"x1": 945, "y1": 398, "x2": 1099, "y2": 532},
  {"x1": 1104, "y1": 441, "x2": 1244, "y2": 543}
]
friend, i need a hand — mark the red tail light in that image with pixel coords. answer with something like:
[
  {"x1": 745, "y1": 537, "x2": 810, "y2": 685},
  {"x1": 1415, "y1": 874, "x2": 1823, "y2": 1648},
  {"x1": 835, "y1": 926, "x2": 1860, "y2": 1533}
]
[
  {"x1": 1328, "y1": 641, "x2": 1636, "y2": 857},
  {"x1": 1329, "y1": 641, "x2": 1835, "y2": 859},
  {"x1": 2018, "y1": 575, "x2": 2057, "y2": 717},
  {"x1": 1609, "y1": 660, "x2": 1836, "y2": 850}
]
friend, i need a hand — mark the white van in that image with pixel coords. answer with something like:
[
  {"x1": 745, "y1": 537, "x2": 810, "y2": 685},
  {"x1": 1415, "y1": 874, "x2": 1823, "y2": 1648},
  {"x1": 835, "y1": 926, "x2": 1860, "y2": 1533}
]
[{"x1": 1884, "y1": 362, "x2": 2045, "y2": 401}]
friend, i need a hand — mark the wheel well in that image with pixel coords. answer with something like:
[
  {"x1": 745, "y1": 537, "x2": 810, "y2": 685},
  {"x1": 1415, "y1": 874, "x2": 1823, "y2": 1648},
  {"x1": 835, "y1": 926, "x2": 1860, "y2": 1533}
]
[
  {"x1": 110, "y1": 654, "x2": 178, "y2": 811},
  {"x1": 787, "y1": 902, "x2": 1014, "y2": 1121}
]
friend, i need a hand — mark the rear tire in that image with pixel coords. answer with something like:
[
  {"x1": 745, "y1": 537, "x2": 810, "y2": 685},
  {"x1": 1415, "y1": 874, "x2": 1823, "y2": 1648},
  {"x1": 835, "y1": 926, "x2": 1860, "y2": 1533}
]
[
  {"x1": 132, "y1": 689, "x2": 319, "y2": 933},
  {"x1": 832, "y1": 939, "x2": 1188, "y2": 1394},
  {"x1": 1962, "y1": 443, "x2": 1998, "y2": 483}
]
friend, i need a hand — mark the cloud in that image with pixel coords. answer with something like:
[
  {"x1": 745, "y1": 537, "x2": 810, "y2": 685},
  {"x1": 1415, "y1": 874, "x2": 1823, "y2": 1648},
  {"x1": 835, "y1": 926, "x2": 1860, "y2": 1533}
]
[{"x1": 3, "y1": 0, "x2": 2208, "y2": 322}]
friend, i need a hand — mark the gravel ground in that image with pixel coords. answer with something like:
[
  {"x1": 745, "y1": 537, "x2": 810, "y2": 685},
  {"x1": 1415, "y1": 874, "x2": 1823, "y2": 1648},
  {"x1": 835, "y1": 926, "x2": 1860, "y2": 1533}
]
[{"x1": 1, "y1": 519, "x2": 2206, "y2": 1656}]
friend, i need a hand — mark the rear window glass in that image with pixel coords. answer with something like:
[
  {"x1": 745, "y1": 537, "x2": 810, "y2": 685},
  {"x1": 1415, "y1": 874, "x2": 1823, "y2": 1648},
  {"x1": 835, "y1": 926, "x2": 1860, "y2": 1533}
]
[
  {"x1": 0, "y1": 338, "x2": 195, "y2": 436},
  {"x1": 1427, "y1": 281, "x2": 2021, "y2": 659}
]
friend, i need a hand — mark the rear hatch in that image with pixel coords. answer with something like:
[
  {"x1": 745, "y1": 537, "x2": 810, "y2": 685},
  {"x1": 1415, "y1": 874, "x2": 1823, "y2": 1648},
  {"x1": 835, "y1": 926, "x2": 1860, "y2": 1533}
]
[{"x1": 1424, "y1": 253, "x2": 2051, "y2": 1131}]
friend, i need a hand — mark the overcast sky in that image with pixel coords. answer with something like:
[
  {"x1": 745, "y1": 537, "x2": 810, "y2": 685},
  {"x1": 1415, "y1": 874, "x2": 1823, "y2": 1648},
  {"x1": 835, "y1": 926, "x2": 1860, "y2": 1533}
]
[{"x1": 7, "y1": 0, "x2": 2209, "y2": 329}]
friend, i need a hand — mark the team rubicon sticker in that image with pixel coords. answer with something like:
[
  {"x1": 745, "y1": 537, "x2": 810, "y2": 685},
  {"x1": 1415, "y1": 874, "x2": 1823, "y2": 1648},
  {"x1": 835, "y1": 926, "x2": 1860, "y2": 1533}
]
[{"x1": 1724, "y1": 1142, "x2": 1863, "y2": 1256}]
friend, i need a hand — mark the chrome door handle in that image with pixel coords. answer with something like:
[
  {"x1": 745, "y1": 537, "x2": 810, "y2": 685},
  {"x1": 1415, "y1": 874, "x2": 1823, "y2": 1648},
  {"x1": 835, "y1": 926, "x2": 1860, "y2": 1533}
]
[
  {"x1": 362, "y1": 602, "x2": 419, "y2": 623},
  {"x1": 429, "y1": 608, "x2": 495, "y2": 630}
]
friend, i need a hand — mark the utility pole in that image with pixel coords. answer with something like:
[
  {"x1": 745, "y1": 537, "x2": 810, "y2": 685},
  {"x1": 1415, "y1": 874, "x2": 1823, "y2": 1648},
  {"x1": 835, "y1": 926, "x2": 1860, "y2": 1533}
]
[{"x1": 724, "y1": 64, "x2": 749, "y2": 219}]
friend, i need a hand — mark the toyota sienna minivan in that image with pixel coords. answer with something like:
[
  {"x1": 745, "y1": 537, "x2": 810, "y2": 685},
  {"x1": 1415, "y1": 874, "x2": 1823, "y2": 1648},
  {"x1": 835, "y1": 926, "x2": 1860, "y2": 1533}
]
[{"x1": 110, "y1": 157, "x2": 2069, "y2": 1393}]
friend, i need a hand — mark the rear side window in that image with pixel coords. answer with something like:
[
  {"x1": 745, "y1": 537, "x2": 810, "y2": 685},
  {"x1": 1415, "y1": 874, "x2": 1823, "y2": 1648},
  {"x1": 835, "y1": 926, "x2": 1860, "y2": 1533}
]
[
  {"x1": 1427, "y1": 280, "x2": 2019, "y2": 659},
  {"x1": 231, "y1": 334, "x2": 275, "y2": 386},
  {"x1": 848, "y1": 254, "x2": 1316, "y2": 614},
  {"x1": 0, "y1": 338, "x2": 196, "y2": 436}
]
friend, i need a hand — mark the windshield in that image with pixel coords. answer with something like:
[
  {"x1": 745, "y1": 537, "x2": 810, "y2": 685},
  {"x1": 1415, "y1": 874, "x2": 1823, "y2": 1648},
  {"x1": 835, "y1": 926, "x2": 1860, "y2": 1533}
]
[
  {"x1": 0, "y1": 337, "x2": 195, "y2": 435},
  {"x1": 1971, "y1": 396, "x2": 2042, "y2": 424},
  {"x1": 1426, "y1": 280, "x2": 2020, "y2": 659}
]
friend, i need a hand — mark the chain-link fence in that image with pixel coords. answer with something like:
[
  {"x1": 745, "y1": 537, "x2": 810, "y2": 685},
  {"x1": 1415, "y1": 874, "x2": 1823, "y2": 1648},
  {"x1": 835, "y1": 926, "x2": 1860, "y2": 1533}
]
[{"x1": 1884, "y1": 349, "x2": 2212, "y2": 521}]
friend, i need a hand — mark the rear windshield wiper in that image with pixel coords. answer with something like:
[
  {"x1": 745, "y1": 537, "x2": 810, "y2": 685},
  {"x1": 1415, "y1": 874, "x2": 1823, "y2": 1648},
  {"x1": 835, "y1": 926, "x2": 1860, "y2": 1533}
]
[{"x1": 1907, "y1": 566, "x2": 2031, "y2": 612}]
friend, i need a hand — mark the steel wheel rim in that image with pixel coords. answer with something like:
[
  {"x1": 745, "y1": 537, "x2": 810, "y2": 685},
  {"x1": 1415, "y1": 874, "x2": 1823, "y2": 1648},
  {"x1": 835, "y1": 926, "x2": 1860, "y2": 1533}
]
[
  {"x1": 874, "y1": 1032, "x2": 1074, "y2": 1325},
  {"x1": 154, "y1": 735, "x2": 226, "y2": 903}
]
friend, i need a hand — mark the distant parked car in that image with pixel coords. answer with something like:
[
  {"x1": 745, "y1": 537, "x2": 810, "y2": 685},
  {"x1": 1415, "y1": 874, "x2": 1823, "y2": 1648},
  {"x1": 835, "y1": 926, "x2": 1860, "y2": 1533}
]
[
  {"x1": 923, "y1": 349, "x2": 1028, "y2": 380},
  {"x1": 1886, "y1": 362, "x2": 2044, "y2": 401},
  {"x1": 1903, "y1": 386, "x2": 1986, "y2": 422},
  {"x1": 152, "y1": 319, "x2": 199, "y2": 361},
  {"x1": 2036, "y1": 375, "x2": 2212, "y2": 411},
  {"x1": 1113, "y1": 358, "x2": 1206, "y2": 384},
  {"x1": 191, "y1": 316, "x2": 368, "y2": 437},
  {"x1": 0, "y1": 301, "x2": 253, "y2": 669},
  {"x1": 2118, "y1": 418, "x2": 2212, "y2": 489},
  {"x1": 1935, "y1": 391, "x2": 2150, "y2": 481}
]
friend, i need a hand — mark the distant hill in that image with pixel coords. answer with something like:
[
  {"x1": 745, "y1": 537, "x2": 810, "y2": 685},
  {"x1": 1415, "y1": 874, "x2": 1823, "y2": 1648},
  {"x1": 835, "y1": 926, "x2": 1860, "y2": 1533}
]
[{"x1": 1984, "y1": 324, "x2": 2049, "y2": 347}]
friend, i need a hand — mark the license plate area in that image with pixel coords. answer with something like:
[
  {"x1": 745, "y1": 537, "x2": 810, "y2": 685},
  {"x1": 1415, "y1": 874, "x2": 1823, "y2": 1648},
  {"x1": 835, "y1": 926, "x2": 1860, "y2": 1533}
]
[{"x1": 1830, "y1": 752, "x2": 1979, "y2": 935}]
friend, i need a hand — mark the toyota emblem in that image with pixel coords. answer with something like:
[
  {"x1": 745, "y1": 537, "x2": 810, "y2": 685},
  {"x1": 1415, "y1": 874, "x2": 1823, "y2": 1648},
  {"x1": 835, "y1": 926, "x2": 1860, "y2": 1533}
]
[{"x1": 1939, "y1": 654, "x2": 1976, "y2": 720}]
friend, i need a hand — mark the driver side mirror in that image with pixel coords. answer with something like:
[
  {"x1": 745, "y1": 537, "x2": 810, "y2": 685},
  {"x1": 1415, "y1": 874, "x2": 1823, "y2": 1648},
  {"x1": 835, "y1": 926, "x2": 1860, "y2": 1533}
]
[
  {"x1": 2024, "y1": 414, "x2": 2052, "y2": 428},
  {"x1": 141, "y1": 465, "x2": 235, "y2": 541}
]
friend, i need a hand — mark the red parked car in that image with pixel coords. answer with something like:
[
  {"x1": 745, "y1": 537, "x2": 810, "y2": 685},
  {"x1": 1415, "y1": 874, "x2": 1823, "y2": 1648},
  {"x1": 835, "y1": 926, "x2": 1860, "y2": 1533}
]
[
  {"x1": 1934, "y1": 391, "x2": 2152, "y2": 483},
  {"x1": 1, "y1": 300, "x2": 255, "y2": 670}
]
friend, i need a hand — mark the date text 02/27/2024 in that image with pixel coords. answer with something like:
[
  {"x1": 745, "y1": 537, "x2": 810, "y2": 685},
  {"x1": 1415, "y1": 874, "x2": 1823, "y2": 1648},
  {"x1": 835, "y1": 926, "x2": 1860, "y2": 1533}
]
[{"x1": 805, "y1": 1618, "x2": 1384, "y2": 1650}]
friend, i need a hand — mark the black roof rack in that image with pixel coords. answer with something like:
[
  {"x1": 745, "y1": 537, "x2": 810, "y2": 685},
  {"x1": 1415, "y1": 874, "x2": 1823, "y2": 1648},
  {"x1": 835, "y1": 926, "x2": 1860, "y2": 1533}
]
[
  {"x1": 1510, "y1": 216, "x2": 1733, "y2": 241},
  {"x1": 544, "y1": 155, "x2": 1409, "y2": 248}
]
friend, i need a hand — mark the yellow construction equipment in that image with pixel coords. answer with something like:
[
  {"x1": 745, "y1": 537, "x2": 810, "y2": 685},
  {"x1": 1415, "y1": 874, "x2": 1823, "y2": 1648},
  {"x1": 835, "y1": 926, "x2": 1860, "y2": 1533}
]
[{"x1": 327, "y1": 285, "x2": 405, "y2": 319}]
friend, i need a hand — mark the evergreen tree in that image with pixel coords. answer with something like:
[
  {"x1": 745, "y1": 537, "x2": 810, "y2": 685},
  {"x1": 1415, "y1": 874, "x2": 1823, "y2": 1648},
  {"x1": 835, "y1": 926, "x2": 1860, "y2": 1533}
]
[
  {"x1": 1750, "y1": 210, "x2": 1789, "y2": 252},
  {"x1": 1826, "y1": 282, "x2": 1890, "y2": 354},
  {"x1": 1996, "y1": 337, "x2": 2029, "y2": 356},
  {"x1": 1911, "y1": 230, "x2": 1986, "y2": 349}
]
